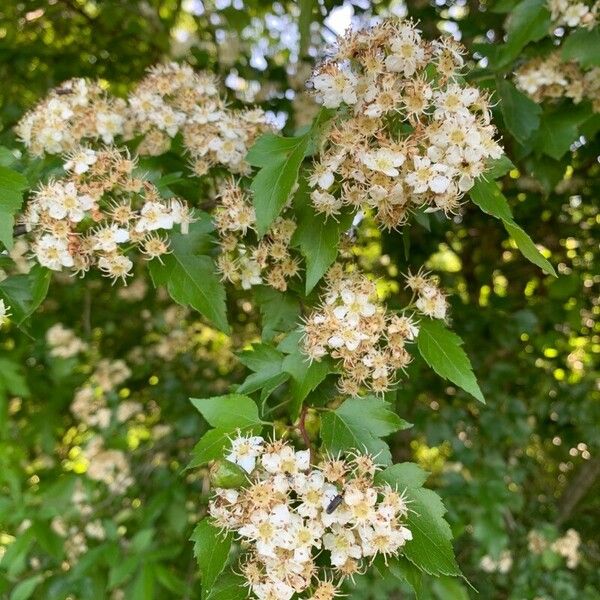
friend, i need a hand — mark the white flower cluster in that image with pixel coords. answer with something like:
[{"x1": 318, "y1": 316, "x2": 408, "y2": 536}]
[
  {"x1": 214, "y1": 180, "x2": 301, "y2": 291},
  {"x1": 480, "y1": 550, "x2": 513, "y2": 573},
  {"x1": 16, "y1": 78, "x2": 126, "y2": 156},
  {"x1": 126, "y1": 62, "x2": 273, "y2": 174},
  {"x1": 21, "y1": 146, "x2": 192, "y2": 283},
  {"x1": 210, "y1": 435, "x2": 412, "y2": 600},
  {"x1": 46, "y1": 323, "x2": 88, "y2": 358},
  {"x1": 302, "y1": 264, "x2": 447, "y2": 395},
  {"x1": 82, "y1": 436, "x2": 134, "y2": 494},
  {"x1": 528, "y1": 528, "x2": 581, "y2": 568},
  {"x1": 515, "y1": 53, "x2": 600, "y2": 112},
  {"x1": 51, "y1": 483, "x2": 106, "y2": 564},
  {"x1": 308, "y1": 19, "x2": 502, "y2": 230},
  {"x1": 548, "y1": 0, "x2": 598, "y2": 28}
]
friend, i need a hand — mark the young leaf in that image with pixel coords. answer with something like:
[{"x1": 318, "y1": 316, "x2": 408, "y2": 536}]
[
  {"x1": 254, "y1": 286, "x2": 301, "y2": 342},
  {"x1": 417, "y1": 319, "x2": 485, "y2": 404},
  {"x1": 0, "y1": 165, "x2": 28, "y2": 250},
  {"x1": 405, "y1": 488, "x2": 462, "y2": 577},
  {"x1": 191, "y1": 519, "x2": 232, "y2": 600},
  {"x1": 376, "y1": 464, "x2": 461, "y2": 578},
  {"x1": 504, "y1": 220, "x2": 557, "y2": 277},
  {"x1": 249, "y1": 133, "x2": 309, "y2": 236},
  {"x1": 190, "y1": 394, "x2": 262, "y2": 430},
  {"x1": 282, "y1": 350, "x2": 333, "y2": 420},
  {"x1": 469, "y1": 179, "x2": 557, "y2": 276},
  {"x1": 561, "y1": 27, "x2": 600, "y2": 68},
  {"x1": 149, "y1": 217, "x2": 228, "y2": 333},
  {"x1": 496, "y1": 79, "x2": 542, "y2": 144},
  {"x1": 320, "y1": 396, "x2": 412, "y2": 465},
  {"x1": 292, "y1": 179, "x2": 354, "y2": 294},
  {"x1": 469, "y1": 178, "x2": 513, "y2": 223},
  {"x1": 0, "y1": 266, "x2": 51, "y2": 324}
]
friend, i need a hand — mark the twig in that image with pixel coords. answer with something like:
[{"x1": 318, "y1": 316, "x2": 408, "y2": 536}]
[
  {"x1": 556, "y1": 456, "x2": 600, "y2": 525},
  {"x1": 297, "y1": 405, "x2": 313, "y2": 464}
]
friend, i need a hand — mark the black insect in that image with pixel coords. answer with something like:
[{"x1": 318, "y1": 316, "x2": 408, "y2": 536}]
[
  {"x1": 55, "y1": 86, "x2": 74, "y2": 95},
  {"x1": 325, "y1": 493, "x2": 344, "y2": 514}
]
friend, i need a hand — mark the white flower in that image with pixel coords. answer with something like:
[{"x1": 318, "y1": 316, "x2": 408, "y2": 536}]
[
  {"x1": 323, "y1": 524, "x2": 362, "y2": 567},
  {"x1": 333, "y1": 288, "x2": 377, "y2": 327},
  {"x1": 226, "y1": 434, "x2": 263, "y2": 473},
  {"x1": 92, "y1": 225, "x2": 130, "y2": 253},
  {"x1": 64, "y1": 148, "x2": 98, "y2": 174},
  {"x1": 135, "y1": 201, "x2": 174, "y2": 232},
  {"x1": 358, "y1": 521, "x2": 412, "y2": 557},
  {"x1": 47, "y1": 182, "x2": 94, "y2": 222},
  {"x1": 327, "y1": 327, "x2": 368, "y2": 352},
  {"x1": 96, "y1": 111, "x2": 124, "y2": 143},
  {"x1": 239, "y1": 257, "x2": 262, "y2": 290},
  {"x1": 34, "y1": 234, "x2": 74, "y2": 270},
  {"x1": 312, "y1": 69, "x2": 358, "y2": 108},
  {"x1": 261, "y1": 446, "x2": 310, "y2": 475},
  {"x1": 360, "y1": 148, "x2": 405, "y2": 177},
  {"x1": 405, "y1": 156, "x2": 451, "y2": 194}
]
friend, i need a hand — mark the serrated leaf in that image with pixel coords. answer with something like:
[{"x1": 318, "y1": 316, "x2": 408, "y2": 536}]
[
  {"x1": 292, "y1": 178, "x2": 353, "y2": 294},
  {"x1": 0, "y1": 165, "x2": 28, "y2": 250},
  {"x1": 497, "y1": 0, "x2": 551, "y2": 66},
  {"x1": 0, "y1": 266, "x2": 51, "y2": 324},
  {"x1": 417, "y1": 319, "x2": 485, "y2": 403},
  {"x1": 484, "y1": 155, "x2": 515, "y2": 179},
  {"x1": 470, "y1": 178, "x2": 514, "y2": 223},
  {"x1": 206, "y1": 571, "x2": 248, "y2": 600},
  {"x1": 320, "y1": 396, "x2": 411, "y2": 465},
  {"x1": 190, "y1": 394, "x2": 262, "y2": 430},
  {"x1": 254, "y1": 286, "x2": 301, "y2": 342},
  {"x1": 374, "y1": 462, "x2": 429, "y2": 489},
  {"x1": 188, "y1": 428, "x2": 234, "y2": 469},
  {"x1": 404, "y1": 488, "x2": 461, "y2": 577},
  {"x1": 497, "y1": 79, "x2": 542, "y2": 144},
  {"x1": 191, "y1": 519, "x2": 232, "y2": 600},
  {"x1": 532, "y1": 106, "x2": 593, "y2": 160},
  {"x1": 282, "y1": 351, "x2": 333, "y2": 420},
  {"x1": 504, "y1": 220, "x2": 556, "y2": 277},
  {"x1": 249, "y1": 133, "x2": 309, "y2": 235},
  {"x1": 561, "y1": 27, "x2": 600, "y2": 67}
]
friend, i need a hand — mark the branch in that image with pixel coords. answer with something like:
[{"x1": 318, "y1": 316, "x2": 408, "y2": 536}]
[{"x1": 556, "y1": 456, "x2": 600, "y2": 525}]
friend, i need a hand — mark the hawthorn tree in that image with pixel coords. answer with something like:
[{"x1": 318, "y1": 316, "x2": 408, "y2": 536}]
[{"x1": 0, "y1": 1, "x2": 598, "y2": 599}]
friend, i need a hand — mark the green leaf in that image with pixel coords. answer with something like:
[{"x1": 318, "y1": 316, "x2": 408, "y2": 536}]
[
  {"x1": 293, "y1": 178, "x2": 353, "y2": 294},
  {"x1": 404, "y1": 488, "x2": 461, "y2": 576},
  {"x1": 206, "y1": 571, "x2": 248, "y2": 600},
  {"x1": 0, "y1": 165, "x2": 28, "y2": 250},
  {"x1": 320, "y1": 396, "x2": 412, "y2": 465},
  {"x1": 417, "y1": 319, "x2": 485, "y2": 403},
  {"x1": 375, "y1": 462, "x2": 429, "y2": 489},
  {"x1": 188, "y1": 428, "x2": 235, "y2": 468},
  {"x1": 0, "y1": 358, "x2": 30, "y2": 397},
  {"x1": 249, "y1": 133, "x2": 309, "y2": 236},
  {"x1": 298, "y1": 0, "x2": 314, "y2": 57},
  {"x1": 504, "y1": 220, "x2": 557, "y2": 276},
  {"x1": 470, "y1": 178, "x2": 513, "y2": 223},
  {"x1": 191, "y1": 519, "x2": 232, "y2": 600},
  {"x1": 190, "y1": 394, "x2": 262, "y2": 430},
  {"x1": 532, "y1": 106, "x2": 593, "y2": 160},
  {"x1": 130, "y1": 564, "x2": 155, "y2": 600},
  {"x1": 10, "y1": 575, "x2": 43, "y2": 600},
  {"x1": 497, "y1": 0, "x2": 551, "y2": 66},
  {"x1": 561, "y1": 27, "x2": 600, "y2": 67},
  {"x1": 484, "y1": 155, "x2": 515, "y2": 179},
  {"x1": 236, "y1": 344, "x2": 289, "y2": 397},
  {"x1": 254, "y1": 286, "x2": 301, "y2": 342},
  {"x1": 469, "y1": 179, "x2": 557, "y2": 276},
  {"x1": 149, "y1": 219, "x2": 228, "y2": 332},
  {"x1": 496, "y1": 79, "x2": 542, "y2": 144},
  {"x1": 282, "y1": 350, "x2": 333, "y2": 420},
  {"x1": 386, "y1": 556, "x2": 424, "y2": 599}
]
